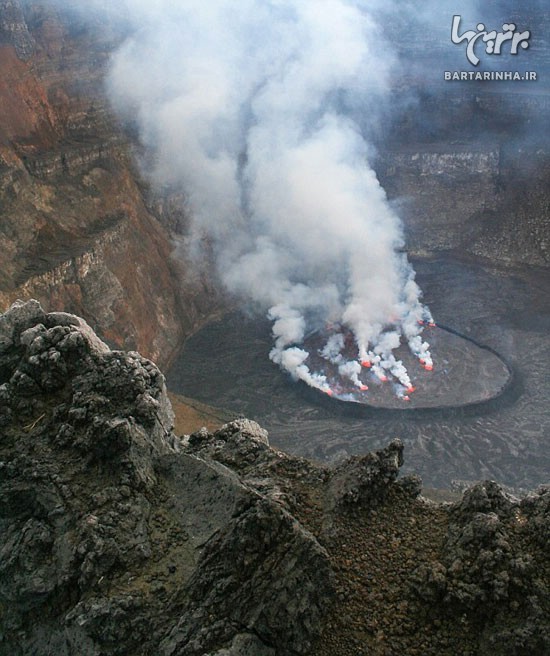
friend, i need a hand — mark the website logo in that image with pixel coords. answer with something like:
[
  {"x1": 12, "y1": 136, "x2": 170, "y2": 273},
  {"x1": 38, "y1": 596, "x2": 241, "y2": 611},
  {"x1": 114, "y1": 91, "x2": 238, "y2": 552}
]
[{"x1": 451, "y1": 15, "x2": 531, "y2": 67}]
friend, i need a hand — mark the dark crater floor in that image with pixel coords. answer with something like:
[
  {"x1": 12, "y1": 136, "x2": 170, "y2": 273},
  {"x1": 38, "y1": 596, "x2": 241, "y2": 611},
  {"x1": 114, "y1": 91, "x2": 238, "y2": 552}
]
[{"x1": 168, "y1": 258, "x2": 550, "y2": 490}]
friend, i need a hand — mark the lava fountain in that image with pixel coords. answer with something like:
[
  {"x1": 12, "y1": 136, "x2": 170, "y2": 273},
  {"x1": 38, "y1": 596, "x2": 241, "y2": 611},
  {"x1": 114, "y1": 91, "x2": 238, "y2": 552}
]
[{"x1": 300, "y1": 322, "x2": 511, "y2": 410}]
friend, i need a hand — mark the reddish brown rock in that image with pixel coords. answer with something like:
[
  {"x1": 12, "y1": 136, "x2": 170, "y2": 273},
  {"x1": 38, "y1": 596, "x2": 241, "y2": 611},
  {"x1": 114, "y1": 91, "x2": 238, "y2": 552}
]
[{"x1": 0, "y1": 1, "x2": 219, "y2": 367}]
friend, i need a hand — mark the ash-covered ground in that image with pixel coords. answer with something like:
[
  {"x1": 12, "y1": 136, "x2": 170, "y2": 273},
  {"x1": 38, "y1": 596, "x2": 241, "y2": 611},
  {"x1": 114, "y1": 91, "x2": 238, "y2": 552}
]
[{"x1": 168, "y1": 257, "x2": 550, "y2": 491}]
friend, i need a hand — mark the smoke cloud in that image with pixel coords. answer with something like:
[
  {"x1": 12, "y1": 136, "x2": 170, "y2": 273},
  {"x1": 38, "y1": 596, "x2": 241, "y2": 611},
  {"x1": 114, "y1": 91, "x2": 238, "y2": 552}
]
[{"x1": 106, "y1": 0, "x2": 435, "y2": 395}]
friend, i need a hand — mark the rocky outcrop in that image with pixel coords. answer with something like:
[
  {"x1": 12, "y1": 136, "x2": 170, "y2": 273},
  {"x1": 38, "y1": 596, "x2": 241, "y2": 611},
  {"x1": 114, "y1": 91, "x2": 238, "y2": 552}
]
[
  {"x1": 327, "y1": 439, "x2": 404, "y2": 511},
  {"x1": 0, "y1": 301, "x2": 333, "y2": 655},
  {"x1": 411, "y1": 481, "x2": 550, "y2": 655}
]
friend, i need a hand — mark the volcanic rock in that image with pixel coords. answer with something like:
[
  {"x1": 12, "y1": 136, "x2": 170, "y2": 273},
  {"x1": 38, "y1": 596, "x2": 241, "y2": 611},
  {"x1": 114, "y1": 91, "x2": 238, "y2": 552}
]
[
  {"x1": 1, "y1": 301, "x2": 549, "y2": 656},
  {"x1": 326, "y1": 439, "x2": 404, "y2": 511},
  {"x1": 0, "y1": 1, "x2": 221, "y2": 367},
  {"x1": 0, "y1": 301, "x2": 333, "y2": 655},
  {"x1": 410, "y1": 480, "x2": 550, "y2": 655},
  {"x1": 0, "y1": 0, "x2": 35, "y2": 60}
]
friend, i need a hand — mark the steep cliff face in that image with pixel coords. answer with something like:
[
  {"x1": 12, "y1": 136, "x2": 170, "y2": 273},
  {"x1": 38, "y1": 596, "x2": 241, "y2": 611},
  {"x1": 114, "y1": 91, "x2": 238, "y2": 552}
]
[
  {"x1": 0, "y1": 0, "x2": 35, "y2": 60},
  {"x1": 378, "y1": 140, "x2": 550, "y2": 266},
  {"x1": 0, "y1": 1, "x2": 218, "y2": 366},
  {"x1": 372, "y1": 0, "x2": 550, "y2": 266}
]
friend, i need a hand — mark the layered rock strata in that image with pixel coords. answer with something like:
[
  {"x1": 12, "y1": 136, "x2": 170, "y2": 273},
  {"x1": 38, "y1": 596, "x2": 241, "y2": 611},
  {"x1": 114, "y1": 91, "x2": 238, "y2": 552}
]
[{"x1": 0, "y1": 1, "x2": 219, "y2": 367}]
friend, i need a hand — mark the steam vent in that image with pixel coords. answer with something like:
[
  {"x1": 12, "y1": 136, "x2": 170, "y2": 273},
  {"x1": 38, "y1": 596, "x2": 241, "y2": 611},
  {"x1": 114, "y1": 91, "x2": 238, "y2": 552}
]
[{"x1": 303, "y1": 325, "x2": 512, "y2": 410}]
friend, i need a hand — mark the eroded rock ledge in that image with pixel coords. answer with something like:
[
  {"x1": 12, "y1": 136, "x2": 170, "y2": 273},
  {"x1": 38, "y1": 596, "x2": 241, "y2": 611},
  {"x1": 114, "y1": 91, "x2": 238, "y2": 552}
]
[{"x1": 0, "y1": 301, "x2": 548, "y2": 656}]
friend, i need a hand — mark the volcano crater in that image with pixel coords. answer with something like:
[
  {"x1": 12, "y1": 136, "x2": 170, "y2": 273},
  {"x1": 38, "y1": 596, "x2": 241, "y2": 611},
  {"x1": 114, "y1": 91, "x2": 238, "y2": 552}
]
[{"x1": 303, "y1": 324, "x2": 512, "y2": 411}]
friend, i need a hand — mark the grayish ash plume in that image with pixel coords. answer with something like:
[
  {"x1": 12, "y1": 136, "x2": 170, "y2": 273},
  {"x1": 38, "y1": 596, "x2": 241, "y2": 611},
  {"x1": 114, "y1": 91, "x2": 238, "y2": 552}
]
[{"x1": 105, "y1": 0, "x2": 435, "y2": 394}]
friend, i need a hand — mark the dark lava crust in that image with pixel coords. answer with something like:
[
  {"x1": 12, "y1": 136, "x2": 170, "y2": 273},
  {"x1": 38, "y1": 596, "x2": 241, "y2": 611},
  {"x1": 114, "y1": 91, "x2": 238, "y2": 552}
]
[{"x1": 302, "y1": 324, "x2": 512, "y2": 412}]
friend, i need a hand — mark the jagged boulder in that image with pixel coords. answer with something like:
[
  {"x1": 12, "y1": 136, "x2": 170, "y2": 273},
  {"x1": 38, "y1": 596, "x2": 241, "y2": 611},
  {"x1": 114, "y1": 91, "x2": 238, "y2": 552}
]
[
  {"x1": 162, "y1": 493, "x2": 331, "y2": 656},
  {"x1": 326, "y1": 438, "x2": 404, "y2": 511},
  {"x1": 410, "y1": 480, "x2": 550, "y2": 656}
]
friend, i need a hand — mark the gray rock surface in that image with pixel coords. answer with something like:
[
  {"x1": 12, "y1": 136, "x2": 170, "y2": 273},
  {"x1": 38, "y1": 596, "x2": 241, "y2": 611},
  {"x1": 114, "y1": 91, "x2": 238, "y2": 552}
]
[
  {"x1": 0, "y1": 301, "x2": 334, "y2": 655},
  {"x1": 326, "y1": 438, "x2": 404, "y2": 511},
  {"x1": 411, "y1": 480, "x2": 550, "y2": 655},
  {"x1": 0, "y1": 0, "x2": 35, "y2": 60}
]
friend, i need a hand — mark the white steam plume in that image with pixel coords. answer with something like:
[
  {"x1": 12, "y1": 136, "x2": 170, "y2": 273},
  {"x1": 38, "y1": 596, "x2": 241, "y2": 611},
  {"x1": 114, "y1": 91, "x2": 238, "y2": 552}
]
[{"x1": 106, "y1": 0, "x2": 433, "y2": 392}]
